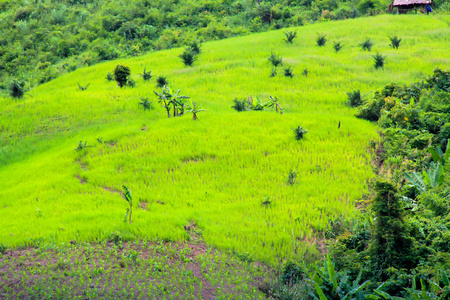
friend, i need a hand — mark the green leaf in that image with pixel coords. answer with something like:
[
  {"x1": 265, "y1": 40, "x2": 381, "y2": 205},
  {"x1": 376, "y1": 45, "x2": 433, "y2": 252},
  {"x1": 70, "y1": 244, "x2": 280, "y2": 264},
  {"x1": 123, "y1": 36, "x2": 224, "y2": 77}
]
[{"x1": 314, "y1": 283, "x2": 328, "y2": 300}]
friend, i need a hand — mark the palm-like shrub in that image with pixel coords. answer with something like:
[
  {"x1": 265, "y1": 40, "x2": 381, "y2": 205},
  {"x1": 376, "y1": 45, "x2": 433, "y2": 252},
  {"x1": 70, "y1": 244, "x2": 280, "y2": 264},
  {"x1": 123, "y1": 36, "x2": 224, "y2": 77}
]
[
  {"x1": 302, "y1": 68, "x2": 308, "y2": 77},
  {"x1": 389, "y1": 35, "x2": 402, "y2": 49},
  {"x1": 284, "y1": 66, "x2": 294, "y2": 78},
  {"x1": 292, "y1": 126, "x2": 308, "y2": 140},
  {"x1": 333, "y1": 41, "x2": 343, "y2": 53},
  {"x1": 232, "y1": 99, "x2": 246, "y2": 112},
  {"x1": 179, "y1": 47, "x2": 197, "y2": 67},
  {"x1": 270, "y1": 68, "x2": 277, "y2": 78},
  {"x1": 78, "y1": 83, "x2": 90, "y2": 91},
  {"x1": 127, "y1": 78, "x2": 136, "y2": 88},
  {"x1": 113, "y1": 64, "x2": 131, "y2": 88},
  {"x1": 360, "y1": 38, "x2": 373, "y2": 51},
  {"x1": 268, "y1": 52, "x2": 282, "y2": 67},
  {"x1": 346, "y1": 90, "x2": 362, "y2": 107},
  {"x1": 141, "y1": 68, "x2": 152, "y2": 81},
  {"x1": 373, "y1": 52, "x2": 386, "y2": 69},
  {"x1": 284, "y1": 31, "x2": 297, "y2": 43},
  {"x1": 106, "y1": 72, "x2": 114, "y2": 81},
  {"x1": 139, "y1": 97, "x2": 153, "y2": 111},
  {"x1": 316, "y1": 33, "x2": 327, "y2": 47},
  {"x1": 189, "y1": 41, "x2": 202, "y2": 55},
  {"x1": 8, "y1": 79, "x2": 26, "y2": 98},
  {"x1": 156, "y1": 76, "x2": 169, "y2": 88}
]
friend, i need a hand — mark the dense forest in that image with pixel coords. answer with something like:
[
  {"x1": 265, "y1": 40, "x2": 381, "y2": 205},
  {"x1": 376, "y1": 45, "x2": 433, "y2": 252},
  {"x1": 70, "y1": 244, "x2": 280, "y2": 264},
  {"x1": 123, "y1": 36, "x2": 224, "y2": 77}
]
[{"x1": 1, "y1": 0, "x2": 448, "y2": 93}]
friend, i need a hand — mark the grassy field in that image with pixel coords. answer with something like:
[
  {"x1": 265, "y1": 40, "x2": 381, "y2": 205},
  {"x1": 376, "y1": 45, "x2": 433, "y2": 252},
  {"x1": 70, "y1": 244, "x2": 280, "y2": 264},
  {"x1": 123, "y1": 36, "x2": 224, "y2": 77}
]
[{"x1": 1, "y1": 14, "x2": 449, "y2": 266}]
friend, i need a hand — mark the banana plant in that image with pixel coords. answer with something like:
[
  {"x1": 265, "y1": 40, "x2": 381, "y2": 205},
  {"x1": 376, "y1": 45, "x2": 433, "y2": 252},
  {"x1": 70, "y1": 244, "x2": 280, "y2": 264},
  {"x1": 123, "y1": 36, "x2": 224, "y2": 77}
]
[
  {"x1": 428, "y1": 140, "x2": 449, "y2": 166},
  {"x1": 308, "y1": 255, "x2": 371, "y2": 300},
  {"x1": 404, "y1": 162, "x2": 444, "y2": 194},
  {"x1": 265, "y1": 96, "x2": 284, "y2": 114}
]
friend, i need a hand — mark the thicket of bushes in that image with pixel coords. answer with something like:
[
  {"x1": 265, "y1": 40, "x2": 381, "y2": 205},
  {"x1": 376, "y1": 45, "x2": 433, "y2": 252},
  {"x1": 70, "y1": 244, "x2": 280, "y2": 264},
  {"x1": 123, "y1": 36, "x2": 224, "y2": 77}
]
[{"x1": 2, "y1": 0, "x2": 447, "y2": 95}]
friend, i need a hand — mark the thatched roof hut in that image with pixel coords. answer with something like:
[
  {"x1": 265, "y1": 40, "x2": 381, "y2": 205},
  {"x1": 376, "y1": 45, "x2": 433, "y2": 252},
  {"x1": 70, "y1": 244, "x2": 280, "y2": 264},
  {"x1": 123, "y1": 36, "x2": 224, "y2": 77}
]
[{"x1": 390, "y1": 0, "x2": 432, "y2": 13}]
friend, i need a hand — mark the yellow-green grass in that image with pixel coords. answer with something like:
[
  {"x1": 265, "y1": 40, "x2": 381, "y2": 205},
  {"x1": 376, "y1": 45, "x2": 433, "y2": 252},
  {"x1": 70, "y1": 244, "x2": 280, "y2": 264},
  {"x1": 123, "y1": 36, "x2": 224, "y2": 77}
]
[{"x1": 1, "y1": 14, "x2": 449, "y2": 265}]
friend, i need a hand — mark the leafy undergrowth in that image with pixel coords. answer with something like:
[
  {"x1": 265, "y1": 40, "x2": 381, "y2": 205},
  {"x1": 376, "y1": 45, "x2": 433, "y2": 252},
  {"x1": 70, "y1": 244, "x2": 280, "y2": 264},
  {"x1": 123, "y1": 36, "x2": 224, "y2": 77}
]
[{"x1": 0, "y1": 239, "x2": 270, "y2": 299}]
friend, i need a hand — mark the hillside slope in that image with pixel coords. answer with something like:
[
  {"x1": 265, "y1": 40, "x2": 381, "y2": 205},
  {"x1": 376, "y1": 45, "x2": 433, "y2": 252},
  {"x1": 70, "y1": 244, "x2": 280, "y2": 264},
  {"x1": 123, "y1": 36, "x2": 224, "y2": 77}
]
[{"x1": 1, "y1": 14, "x2": 449, "y2": 265}]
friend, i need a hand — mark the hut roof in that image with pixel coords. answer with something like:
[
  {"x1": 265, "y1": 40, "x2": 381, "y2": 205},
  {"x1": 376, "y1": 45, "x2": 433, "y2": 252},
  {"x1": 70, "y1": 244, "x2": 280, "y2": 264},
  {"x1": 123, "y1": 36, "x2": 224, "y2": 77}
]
[{"x1": 393, "y1": 0, "x2": 432, "y2": 6}]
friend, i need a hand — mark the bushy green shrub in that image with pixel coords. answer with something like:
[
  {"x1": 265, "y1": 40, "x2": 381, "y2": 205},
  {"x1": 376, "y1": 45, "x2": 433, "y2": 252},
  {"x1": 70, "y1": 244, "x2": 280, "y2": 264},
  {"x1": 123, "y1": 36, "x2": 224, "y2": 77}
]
[
  {"x1": 8, "y1": 79, "x2": 26, "y2": 98},
  {"x1": 113, "y1": 64, "x2": 131, "y2": 88},
  {"x1": 373, "y1": 52, "x2": 386, "y2": 69},
  {"x1": 356, "y1": 94, "x2": 385, "y2": 121}
]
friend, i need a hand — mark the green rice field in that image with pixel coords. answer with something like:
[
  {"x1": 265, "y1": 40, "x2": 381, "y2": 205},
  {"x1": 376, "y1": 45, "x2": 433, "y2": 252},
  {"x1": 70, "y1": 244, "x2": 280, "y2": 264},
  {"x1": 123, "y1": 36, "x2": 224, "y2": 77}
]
[{"x1": 1, "y1": 14, "x2": 449, "y2": 265}]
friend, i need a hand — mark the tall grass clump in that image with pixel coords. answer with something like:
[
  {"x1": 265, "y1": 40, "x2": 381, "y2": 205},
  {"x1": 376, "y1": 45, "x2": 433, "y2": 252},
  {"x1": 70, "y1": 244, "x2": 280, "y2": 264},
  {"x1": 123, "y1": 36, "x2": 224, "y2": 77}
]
[
  {"x1": 316, "y1": 34, "x2": 327, "y2": 47},
  {"x1": 360, "y1": 38, "x2": 373, "y2": 51},
  {"x1": 389, "y1": 35, "x2": 402, "y2": 49},
  {"x1": 347, "y1": 90, "x2": 362, "y2": 107},
  {"x1": 373, "y1": 53, "x2": 386, "y2": 69}
]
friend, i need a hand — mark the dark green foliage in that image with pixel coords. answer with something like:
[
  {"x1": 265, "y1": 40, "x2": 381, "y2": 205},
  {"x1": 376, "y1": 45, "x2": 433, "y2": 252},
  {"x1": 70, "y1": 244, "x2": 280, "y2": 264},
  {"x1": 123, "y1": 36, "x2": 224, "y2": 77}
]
[
  {"x1": 373, "y1": 52, "x2": 386, "y2": 69},
  {"x1": 370, "y1": 180, "x2": 415, "y2": 275},
  {"x1": 360, "y1": 38, "x2": 373, "y2": 51},
  {"x1": 284, "y1": 66, "x2": 294, "y2": 78},
  {"x1": 281, "y1": 262, "x2": 305, "y2": 285},
  {"x1": 309, "y1": 255, "x2": 372, "y2": 299},
  {"x1": 113, "y1": 64, "x2": 131, "y2": 88},
  {"x1": 188, "y1": 41, "x2": 202, "y2": 55},
  {"x1": 156, "y1": 76, "x2": 169, "y2": 88},
  {"x1": 293, "y1": 126, "x2": 308, "y2": 140},
  {"x1": 333, "y1": 41, "x2": 343, "y2": 53},
  {"x1": 231, "y1": 99, "x2": 246, "y2": 112},
  {"x1": 356, "y1": 95, "x2": 385, "y2": 121},
  {"x1": 8, "y1": 79, "x2": 26, "y2": 98},
  {"x1": 75, "y1": 141, "x2": 88, "y2": 151},
  {"x1": 268, "y1": 52, "x2": 282, "y2": 67},
  {"x1": 316, "y1": 34, "x2": 327, "y2": 47},
  {"x1": 424, "y1": 68, "x2": 450, "y2": 93},
  {"x1": 127, "y1": 78, "x2": 136, "y2": 88},
  {"x1": 140, "y1": 68, "x2": 152, "y2": 81},
  {"x1": 346, "y1": 90, "x2": 362, "y2": 107},
  {"x1": 139, "y1": 97, "x2": 153, "y2": 111},
  {"x1": 302, "y1": 68, "x2": 308, "y2": 77},
  {"x1": 284, "y1": 31, "x2": 297, "y2": 43},
  {"x1": 179, "y1": 47, "x2": 198, "y2": 67},
  {"x1": 421, "y1": 112, "x2": 447, "y2": 134},
  {"x1": 389, "y1": 35, "x2": 402, "y2": 49}
]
